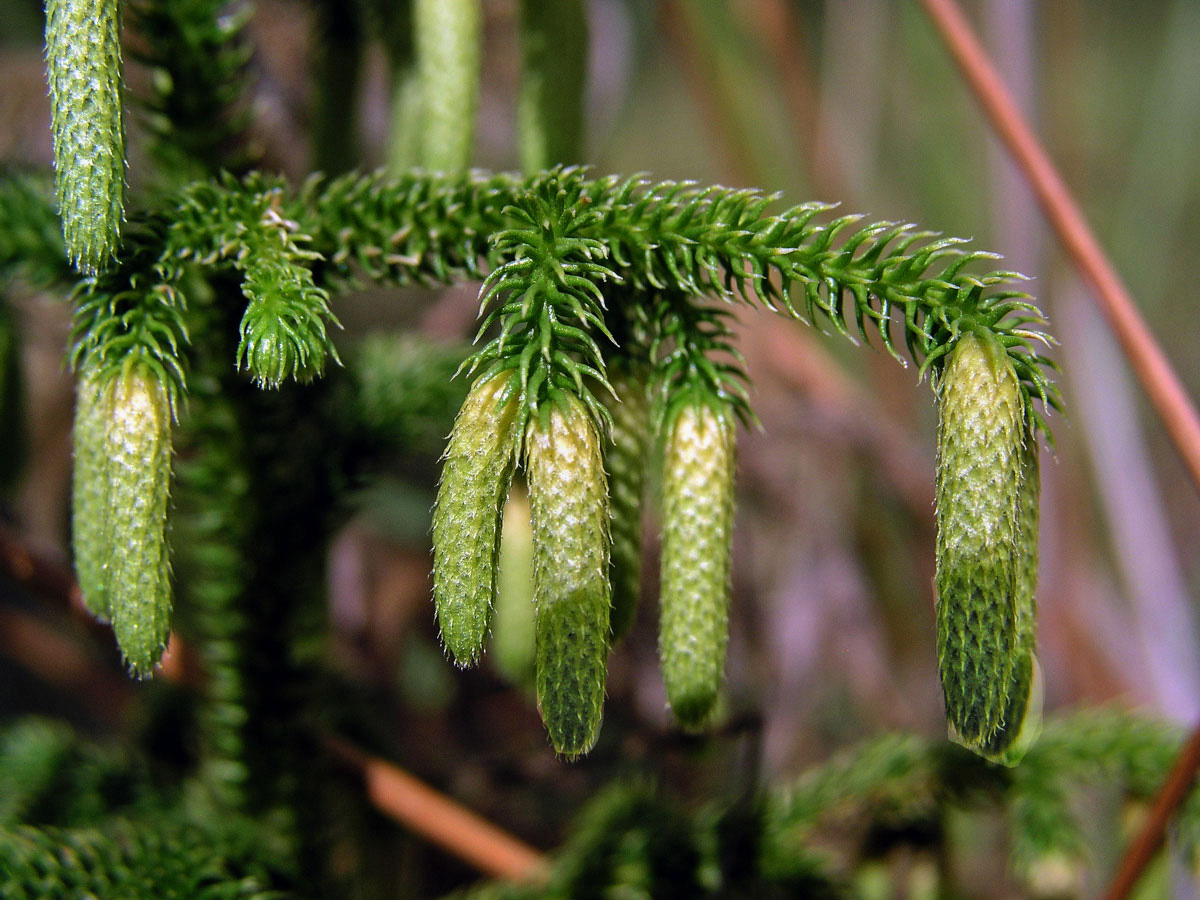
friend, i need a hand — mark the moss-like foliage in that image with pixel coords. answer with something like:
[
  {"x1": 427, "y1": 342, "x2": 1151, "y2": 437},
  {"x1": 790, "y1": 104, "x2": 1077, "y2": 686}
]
[{"x1": 0, "y1": 0, "x2": 1094, "y2": 893}]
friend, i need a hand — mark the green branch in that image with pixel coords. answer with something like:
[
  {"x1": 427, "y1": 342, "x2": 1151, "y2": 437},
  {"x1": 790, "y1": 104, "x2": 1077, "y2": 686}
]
[
  {"x1": 168, "y1": 175, "x2": 342, "y2": 388},
  {"x1": 46, "y1": 166, "x2": 1057, "y2": 431},
  {"x1": 300, "y1": 168, "x2": 521, "y2": 287},
  {"x1": 580, "y1": 173, "x2": 1059, "y2": 432},
  {"x1": 303, "y1": 167, "x2": 1058, "y2": 432}
]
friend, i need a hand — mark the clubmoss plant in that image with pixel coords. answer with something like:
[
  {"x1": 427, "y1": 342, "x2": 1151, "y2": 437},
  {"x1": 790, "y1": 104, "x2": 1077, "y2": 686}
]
[
  {"x1": 10, "y1": 157, "x2": 1060, "y2": 750},
  {"x1": 0, "y1": 1, "x2": 1091, "y2": 895}
]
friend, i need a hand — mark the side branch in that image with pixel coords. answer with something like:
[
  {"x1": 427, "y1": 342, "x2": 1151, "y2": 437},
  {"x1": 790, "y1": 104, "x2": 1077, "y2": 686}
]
[{"x1": 54, "y1": 167, "x2": 1059, "y2": 429}]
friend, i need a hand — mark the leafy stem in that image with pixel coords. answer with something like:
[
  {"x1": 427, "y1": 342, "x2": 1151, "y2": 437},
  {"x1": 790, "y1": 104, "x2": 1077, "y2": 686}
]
[{"x1": 11, "y1": 165, "x2": 1058, "y2": 434}]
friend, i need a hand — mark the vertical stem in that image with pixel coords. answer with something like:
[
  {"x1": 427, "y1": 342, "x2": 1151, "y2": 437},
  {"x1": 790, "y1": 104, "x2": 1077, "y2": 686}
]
[
  {"x1": 372, "y1": 0, "x2": 422, "y2": 175},
  {"x1": 517, "y1": 0, "x2": 588, "y2": 172},
  {"x1": 415, "y1": 0, "x2": 482, "y2": 171},
  {"x1": 387, "y1": 65, "x2": 424, "y2": 174}
]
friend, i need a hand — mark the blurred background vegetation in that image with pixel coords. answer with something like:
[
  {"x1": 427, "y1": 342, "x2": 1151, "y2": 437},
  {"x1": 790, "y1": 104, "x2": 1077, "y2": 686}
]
[{"x1": 3, "y1": 0, "x2": 1200, "y2": 897}]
